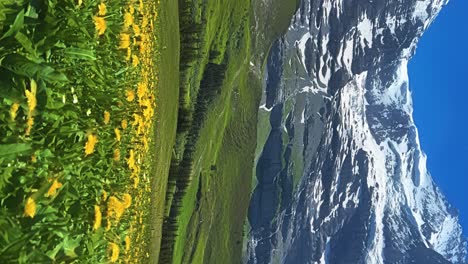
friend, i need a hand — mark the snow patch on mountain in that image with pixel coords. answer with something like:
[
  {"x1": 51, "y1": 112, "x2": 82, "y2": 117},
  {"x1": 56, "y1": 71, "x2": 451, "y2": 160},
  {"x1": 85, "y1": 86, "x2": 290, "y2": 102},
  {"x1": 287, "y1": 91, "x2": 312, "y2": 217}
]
[{"x1": 357, "y1": 15, "x2": 374, "y2": 48}]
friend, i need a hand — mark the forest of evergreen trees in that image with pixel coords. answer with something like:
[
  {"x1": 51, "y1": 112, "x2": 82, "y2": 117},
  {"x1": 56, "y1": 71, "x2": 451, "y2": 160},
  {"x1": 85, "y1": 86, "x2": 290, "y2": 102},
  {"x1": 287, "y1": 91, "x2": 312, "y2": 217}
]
[{"x1": 158, "y1": 1, "x2": 228, "y2": 262}]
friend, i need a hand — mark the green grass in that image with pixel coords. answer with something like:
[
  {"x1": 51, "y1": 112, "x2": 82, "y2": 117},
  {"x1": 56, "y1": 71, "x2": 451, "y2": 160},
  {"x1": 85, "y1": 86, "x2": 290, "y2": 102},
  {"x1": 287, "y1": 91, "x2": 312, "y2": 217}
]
[
  {"x1": 171, "y1": 5, "x2": 255, "y2": 262},
  {"x1": 251, "y1": 0, "x2": 301, "y2": 65},
  {"x1": 148, "y1": 0, "x2": 180, "y2": 262},
  {"x1": 155, "y1": 0, "x2": 300, "y2": 263}
]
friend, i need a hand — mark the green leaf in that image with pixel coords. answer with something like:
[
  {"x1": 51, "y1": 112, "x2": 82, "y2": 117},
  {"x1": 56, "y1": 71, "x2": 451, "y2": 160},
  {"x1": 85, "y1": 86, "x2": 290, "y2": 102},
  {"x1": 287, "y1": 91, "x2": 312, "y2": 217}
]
[
  {"x1": 15, "y1": 32, "x2": 36, "y2": 57},
  {"x1": 63, "y1": 47, "x2": 96, "y2": 60},
  {"x1": 63, "y1": 236, "x2": 81, "y2": 258},
  {"x1": 1, "y1": 54, "x2": 68, "y2": 83},
  {"x1": 45, "y1": 242, "x2": 62, "y2": 260},
  {"x1": 1, "y1": 9, "x2": 24, "y2": 40},
  {"x1": 0, "y1": 143, "x2": 32, "y2": 158},
  {"x1": 24, "y1": 5, "x2": 38, "y2": 19},
  {"x1": 0, "y1": 165, "x2": 14, "y2": 194}
]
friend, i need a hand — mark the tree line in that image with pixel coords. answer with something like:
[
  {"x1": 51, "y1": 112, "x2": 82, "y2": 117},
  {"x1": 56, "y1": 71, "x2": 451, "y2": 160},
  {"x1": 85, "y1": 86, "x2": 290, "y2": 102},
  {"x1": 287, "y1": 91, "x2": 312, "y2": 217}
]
[{"x1": 158, "y1": 1, "x2": 228, "y2": 261}]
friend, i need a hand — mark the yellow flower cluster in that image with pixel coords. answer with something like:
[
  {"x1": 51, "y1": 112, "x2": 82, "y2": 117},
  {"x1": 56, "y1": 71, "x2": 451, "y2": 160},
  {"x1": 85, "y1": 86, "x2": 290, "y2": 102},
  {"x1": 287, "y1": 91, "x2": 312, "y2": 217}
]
[
  {"x1": 108, "y1": 242, "x2": 120, "y2": 263},
  {"x1": 84, "y1": 133, "x2": 98, "y2": 156},
  {"x1": 10, "y1": 103, "x2": 19, "y2": 121},
  {"x1": 24, "y1": 197, "x2": 36, "y2": 218},
  {"x1": 93, "y1": 205, "x2": 102, "y2": 230},
  {"x1": 45, "y1": 179, "x2": 62, "y2": 197},
  {"x1": 114, "y1": 128, "x2": 121, "y2": 142},
  {"x1": 104, "y1": 110, "x2": 111, "y2": 125},
  {"x1": 125, "y1": 235, "x2": 131, "y2": 252},
  {"x1": 122, "y1": 193, "x2": 132, "y2": 209},
  {"x1": 98, "y1": 2, "x2": 107, "y2": 16},
  {"x1": 94, "y1": 2, "x2": 107, "y2": 36},
  {"x1": 25, "y1": 79, "x2": 37, "y2": 136},
  {"x1": 95, "y1": 191, "x2": 133, "y2": 262},
  {"x1": 116, "y1": 0, "x2": 158, "y2": 261},
  {"x1": 107, "y1": 196, "x2": 125, "y2": 221}
]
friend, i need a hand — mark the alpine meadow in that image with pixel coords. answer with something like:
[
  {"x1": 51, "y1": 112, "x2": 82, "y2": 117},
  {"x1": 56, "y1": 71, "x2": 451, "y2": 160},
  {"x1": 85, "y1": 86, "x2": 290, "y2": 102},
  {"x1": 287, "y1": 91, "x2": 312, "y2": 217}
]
[{"x1": 1, "y1": 0, "x2": 467, "y2": 264}]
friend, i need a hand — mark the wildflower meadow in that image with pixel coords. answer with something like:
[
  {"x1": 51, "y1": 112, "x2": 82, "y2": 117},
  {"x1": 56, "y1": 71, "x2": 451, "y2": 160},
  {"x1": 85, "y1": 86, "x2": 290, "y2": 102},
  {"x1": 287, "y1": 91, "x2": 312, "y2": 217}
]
[{"x1": 0, "y1": 0, "x2": 160, "y2": 262}]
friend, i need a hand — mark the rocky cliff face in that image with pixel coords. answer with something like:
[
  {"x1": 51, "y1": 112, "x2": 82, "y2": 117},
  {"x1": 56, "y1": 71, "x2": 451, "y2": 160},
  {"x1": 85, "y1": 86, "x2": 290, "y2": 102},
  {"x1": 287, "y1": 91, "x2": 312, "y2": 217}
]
[{"x1": 246, "y1": 0, "x2": 467, "y2": 263}]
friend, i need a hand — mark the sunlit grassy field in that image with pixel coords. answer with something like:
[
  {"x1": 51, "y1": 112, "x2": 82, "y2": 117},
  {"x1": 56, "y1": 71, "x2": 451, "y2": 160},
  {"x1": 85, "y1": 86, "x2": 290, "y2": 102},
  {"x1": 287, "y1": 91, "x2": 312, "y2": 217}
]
[{"x1": 0, "y1": 0, "x2": 161, "y2": 262}]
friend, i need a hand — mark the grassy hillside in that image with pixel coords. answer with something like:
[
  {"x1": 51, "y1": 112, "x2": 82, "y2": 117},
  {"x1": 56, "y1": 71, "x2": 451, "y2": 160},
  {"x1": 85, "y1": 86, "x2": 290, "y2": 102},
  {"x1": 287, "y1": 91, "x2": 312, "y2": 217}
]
[
  {"x1": 155, "y1": 0, "x2": 300, "y2": 263},
  {"x1": 149, "y1": 0, "x2": 180, "y2": 262},
  {"x1": 156, "y1": 0, "x2": 256, "y2": 263},
  {"x1": 0, "y1": 0, "x2": 298, "y2": 262}
]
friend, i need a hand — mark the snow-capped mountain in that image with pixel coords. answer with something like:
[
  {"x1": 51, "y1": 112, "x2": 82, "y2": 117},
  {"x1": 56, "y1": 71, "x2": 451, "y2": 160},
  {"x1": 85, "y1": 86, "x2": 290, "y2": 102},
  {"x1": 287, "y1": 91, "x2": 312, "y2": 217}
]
[{"x1": 246, "y1": 0, "x2": 467, "y2": 263}]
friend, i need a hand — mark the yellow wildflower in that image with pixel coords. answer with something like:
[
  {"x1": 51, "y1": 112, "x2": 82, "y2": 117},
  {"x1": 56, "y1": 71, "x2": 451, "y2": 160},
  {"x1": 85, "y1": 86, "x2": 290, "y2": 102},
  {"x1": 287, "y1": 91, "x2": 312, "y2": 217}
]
[
  {"x1": 102, "y1": 190, "x2": 108, "y2": 201},
  {"x1": 122, "y1": 193, "x2": 132, "y2": 209},
  {"x1": 84, "y1": 133, "x2": 98, "y2": 156},
  {"x1": 129, "y1": 5, "x2": 135, "y2": 14},
  {"x1": 104, "y1": 110, "x2": 110, "y2": 125},
  {"x1": 45, "y1": 179, "x2": 62, "y2": 197},
  {"x1": 25, "y1": 117, "x2": 34, "y2": 136},
  {"x1": 137, "y1": 82, "x2": 147, "y2": 100},
  {"x1": 137, "y1": 117, "x2": 145, "y2": 135},
  {"x1": 125, "y1": 235, "x2": 131, "y2": 252},
  {"x1": 77, "y1": 0, "x2": 83, "y2": 7},
  {"x1": 132, "y1": 55, "x2": 139, "y2": 67},
  {"x1": 114, "y1": 128, "x2": 121, "y2": 142},
  {"x1": 142, "y1": 16, "x2": 148, "y2": 28},
  {"x1": 24, "y1": 197, "x2": 36, "y2": 218},
  {"x1": 106, "y1": 218, "x2": 111, "y2": 231},
  {"x1": 10, "y1": 103, "x2": 19, "y2": 120},
  {"x1": 126, "y1": 48, "x2": 132, "y2": 61},
  {"x1": 121, "y1": 119, "x2": 128, "y2": 130},
  {"x1": 93, "y1": 205, "x2": 102, "y2": 230},
  {"x1": 126, "y1": 89, "x2": 135, "y2": 102},
  {"x1": 94, "y1": 16, "x2": 106, "y2": 36},
  {"x1": 143, "y1": 137, "x2": 149, "y2": 151},
  {"x1": 107, "y1": 196, "x2": 125, "y2": 220},
  {"x1": 127, "y1": 149, "x2": 136, "y2": 171},
  {"x1": 139, "y1": 0, "x2": 144, "y2": 15},
  {"x1": 31, "y1": 154, "x2": 37, "y2": 163},
  {"x1": 98, "y1": 2, "x2": 107, "y2": 16},
  {"x1": 108, "y1": 242, "x2": 120, "y2": 263},
  {"x1": 143, "y1": 103, "x2": 153, "y2": 119},
  {"x1": 119, "y1": 33, "x2": 131, "y2": 49},
  {"x1": 123, "y1": 12, "x2": 134, "y2": 29},
  {"x1": 133, "y1": 176, "x2": 139, "y2": 188},
  {"x1": 132, "y1": 24, "x2": 141, "y2": 36},
  {"x1": 132, "y1": 114, "x2": 140, "y2": 127},
  {"x1": 113, "y1": 148, "x2": 120, "y2": 161},
  {"x1": 25, "y1": 79, "x2": 37, "y2": 117}
]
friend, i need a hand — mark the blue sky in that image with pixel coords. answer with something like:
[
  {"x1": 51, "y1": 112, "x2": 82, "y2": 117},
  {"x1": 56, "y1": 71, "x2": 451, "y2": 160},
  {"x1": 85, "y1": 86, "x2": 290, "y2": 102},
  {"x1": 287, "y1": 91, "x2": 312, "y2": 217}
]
[{"x1": 408, "y1": 0, "x2": 468, "y2": 237}]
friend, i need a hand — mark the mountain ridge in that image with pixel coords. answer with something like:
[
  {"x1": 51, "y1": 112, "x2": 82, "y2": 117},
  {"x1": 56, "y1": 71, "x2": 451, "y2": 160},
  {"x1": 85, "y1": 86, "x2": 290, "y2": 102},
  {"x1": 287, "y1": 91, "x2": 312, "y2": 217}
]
[{"x1": 246, "y1": 0, "x2": 467, "y2": 263}]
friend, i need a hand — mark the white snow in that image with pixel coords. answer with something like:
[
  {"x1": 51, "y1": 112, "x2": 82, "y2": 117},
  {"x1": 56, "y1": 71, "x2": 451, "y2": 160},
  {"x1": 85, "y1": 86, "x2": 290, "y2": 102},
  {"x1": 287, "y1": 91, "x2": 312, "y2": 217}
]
[
  {"x1": 301, "y1": 109, "x2": 305, "y2": 124},
  {"x1": 318, "y1": 34, "x2": 331, "y2": 85},
  {"x1": 296, "y1": 32, "x2": 312, "y2": 71},
  {"x1": 301, "y1": 85, "x2": 327, "y2": 95},
  {"x1": 386, "y1": 14, "x2": 397, "y2": 34},
  {"x1": 412, "y1": 0, "x2": 431, "y2": 22},
  {"x1": 430, "y1": 216, "x2": 465, "y2": 263},
  {"x1": 342, "y1": 38, "x2": 354, "y2": 72},
  {"x1": 259, "y1": 104, "x2": 273, "y2": 112},
  {"x1": 370, "y1": 60, "x2": 412, "y2": 114},
  {"x1": 357, "y1": 15, "x2": 374, "y2": 48}
]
